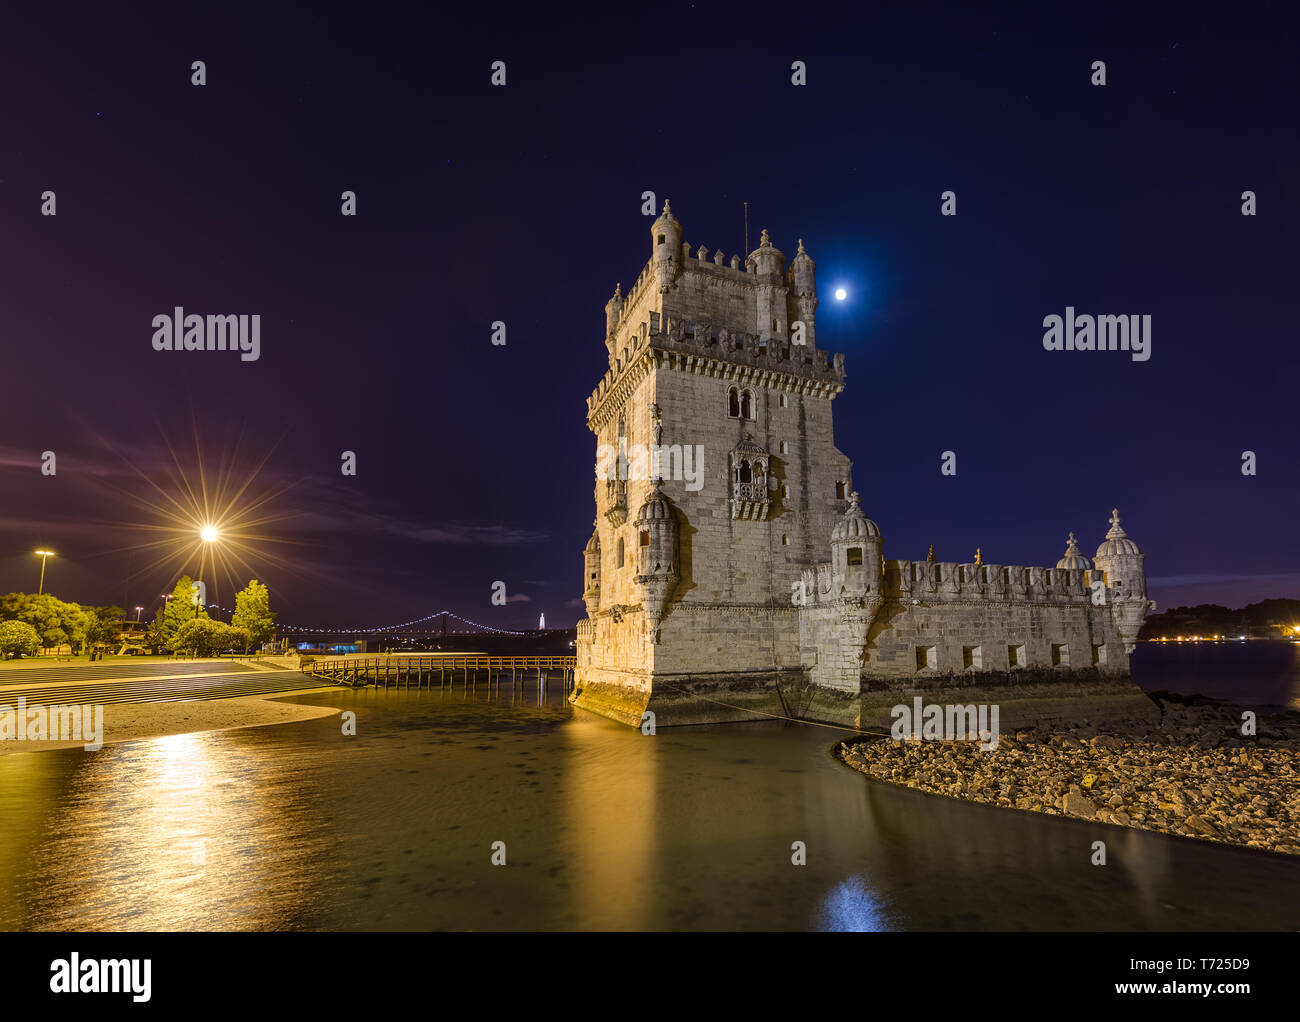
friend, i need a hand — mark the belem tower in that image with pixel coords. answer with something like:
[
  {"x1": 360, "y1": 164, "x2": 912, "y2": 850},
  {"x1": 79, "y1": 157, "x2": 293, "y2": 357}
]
[{"x1": 573, "y1": 201, "x2": 1157, "y2": 728}]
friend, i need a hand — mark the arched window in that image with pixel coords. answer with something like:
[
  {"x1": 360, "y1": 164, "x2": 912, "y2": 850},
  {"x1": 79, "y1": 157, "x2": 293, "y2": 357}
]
[
  {"x1": 739, "y1": 460, "x2": 752, "y2": 483},
  {"x1": 616, "y1": 537, "x2": 624, "y2": 568},
  {"x1": 728, "y1": 387, "x2": 740, "y2": 417},
  {"x1": 657, "y1": 234, "x2": 665, "y2": 245},
  {"x1": 740, "y1": 389, "x2": 753, "y2": 419}
]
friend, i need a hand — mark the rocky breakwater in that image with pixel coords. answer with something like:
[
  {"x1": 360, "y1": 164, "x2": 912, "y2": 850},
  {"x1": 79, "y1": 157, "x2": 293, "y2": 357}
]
[{"x1": 838, "y1": 693, "x2": 1300, "y2": 856}]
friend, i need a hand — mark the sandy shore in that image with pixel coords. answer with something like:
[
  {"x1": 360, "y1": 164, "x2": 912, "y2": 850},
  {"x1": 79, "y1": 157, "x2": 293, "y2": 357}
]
[{"x1": 0, "y1": 690, "x2": 341, "y2": 755}]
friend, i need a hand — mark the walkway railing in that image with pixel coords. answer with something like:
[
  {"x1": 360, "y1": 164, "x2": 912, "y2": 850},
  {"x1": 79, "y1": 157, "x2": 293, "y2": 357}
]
[{"x1": 304, "y1": 654, "x2": 577, "y2": 694}]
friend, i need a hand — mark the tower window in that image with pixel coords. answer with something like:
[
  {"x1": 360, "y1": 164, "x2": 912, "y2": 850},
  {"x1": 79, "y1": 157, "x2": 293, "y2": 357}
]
[
  {"x1": 639, "y1": 530, "x2": 650, "y2": 547},
  {"x1": 779, "y1": 441, "x2": 787, "y2": 455},
  {"x1": 657, "y1": 234, "x2": 665, "y2": 244},
  {"x1": 740, "y1": 390, "x2": 753, "y2": 419},
  {"x1": 729, "y1": 387, "x2": 740, "y2": 418},
  {"x1": 779, "y1": 394, "x2": 787, "y2": 408},
  {"x1": 835, "y1": 481, "x2": 846, "y2": 499},
  {"x1": 781, "y1": 534, "x2": 789, "y2": 546},
  {"x1": 616, "y1": 537, "x2": 625, "y2": 569},
  {"x1": 847, "y1": 547, "x2": 863, "y2": 566}
]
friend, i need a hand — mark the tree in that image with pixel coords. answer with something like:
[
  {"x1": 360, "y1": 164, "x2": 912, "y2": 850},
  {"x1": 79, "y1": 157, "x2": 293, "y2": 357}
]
[
  {"x1": 162, "y1": 576, "x2": 208, "y2": 646},
  {"x1": 231, "y1": 579, "x2": 276, "y2": 652},
  {"x1": 173, "y1": 618, "x2": 244, "y2": 657},
  {"x1": 88, "y1": 605, "x2": 125, "y2": 648},
  {"x1": 0, "y1": 592, "x2": 81, "y2": 652},
  {"x1": 228, "y1": 625, "x2": 252, "y2": 654},
  {"x1": 0, "y1": 620, "x2": 40, "y2": 659},
  {"x1": 145, "y1": 606, "x2": 169, "y2": 654}
]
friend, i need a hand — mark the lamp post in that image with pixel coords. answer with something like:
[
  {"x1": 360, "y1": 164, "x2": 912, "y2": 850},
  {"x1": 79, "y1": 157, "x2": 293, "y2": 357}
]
[
  {"x1": 134, "y1": 605, "x2": 144, "y2": 623},
  {"x1": 34, "y1": 549, "x2": 55, "y2": 595}
]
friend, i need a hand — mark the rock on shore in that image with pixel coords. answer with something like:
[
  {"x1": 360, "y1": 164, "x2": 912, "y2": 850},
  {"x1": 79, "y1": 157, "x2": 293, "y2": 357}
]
[{"x1": 837, "y1": 693, "x2": 1300, "y2": 856}]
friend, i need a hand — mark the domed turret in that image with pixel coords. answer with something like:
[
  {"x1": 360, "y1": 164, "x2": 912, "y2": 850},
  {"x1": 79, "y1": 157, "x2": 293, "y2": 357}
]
[
  {"x1": 831, "y1": 491, "x2": 883, "y2": 598},
  {"x1": 651, "y1": 200, "x2": 682, "y2": 293},
  {"x1": 582, "y1": 527, "x2": 601, "y2": 615},
  {"x1": 1095, "y1": 509, "x2": 1142, "y2": 559},
  {"x1": 1055, "y1": 531, "x2": 1090, "y2": 571},
  {"x1": 831, "y1": 490, "x2": 881, "y2": 544},
  {"x1": 1092, "y1": 508, "x2": 1155, "y2": 653},
  {"x1": 746, "y1": 228, "x2": 785, "y2": 279},
  {"x1": 632, "y1": 479, "x2": 680, "y2": 641}
]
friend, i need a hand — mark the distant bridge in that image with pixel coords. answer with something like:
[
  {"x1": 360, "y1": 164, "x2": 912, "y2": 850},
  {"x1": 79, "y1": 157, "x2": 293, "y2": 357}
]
[
  {"x1": 214, "y1": 608, "x2": 567, "y2": 642},
  {"x1": 303, "y1": 653, "x2": 577, "y2": 694}
]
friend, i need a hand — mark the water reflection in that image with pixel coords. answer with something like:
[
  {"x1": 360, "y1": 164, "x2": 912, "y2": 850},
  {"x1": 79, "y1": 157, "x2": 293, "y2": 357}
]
[
  {"x1": 9, "y1": 729, "x2": 336, "y2": 931},
  {"x1": 818, "y1": 874, "x2": 892, "y2": 931},
  {"x1": 1, "y1": 668, "x2": 1298, "y2": 931}
]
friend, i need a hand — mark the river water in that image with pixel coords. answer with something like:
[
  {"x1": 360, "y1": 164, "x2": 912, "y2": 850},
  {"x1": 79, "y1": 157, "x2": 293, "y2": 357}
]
[{"x1": 1, "y1": 644, "x2": 1299, "y2": 931}]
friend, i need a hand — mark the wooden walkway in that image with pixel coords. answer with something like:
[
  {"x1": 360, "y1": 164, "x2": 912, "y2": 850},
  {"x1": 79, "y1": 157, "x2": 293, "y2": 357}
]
[{"x1": 303, "y1": 654, "x2": 577, "y2": 694}]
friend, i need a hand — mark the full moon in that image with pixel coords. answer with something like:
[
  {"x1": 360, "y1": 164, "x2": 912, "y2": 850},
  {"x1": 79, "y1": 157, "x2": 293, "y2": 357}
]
[
  {"x1": 200, "y1": 524, "x2": 219, "y2": 543},
  {"x1": 834, "y1": 288, "x2": 847, "y2": 301}
]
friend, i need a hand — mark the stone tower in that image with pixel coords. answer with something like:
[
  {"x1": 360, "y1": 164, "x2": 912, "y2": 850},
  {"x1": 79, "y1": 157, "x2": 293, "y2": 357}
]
[
  {"x1": 574, "y1": 202, "x2": 852, "y2": 724},
  {"x1": 576, "y1": 202, "x2": 1156, "y2": 730}
]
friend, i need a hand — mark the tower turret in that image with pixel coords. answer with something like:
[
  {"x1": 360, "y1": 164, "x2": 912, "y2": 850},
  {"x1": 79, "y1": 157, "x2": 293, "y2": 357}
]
[
  {"x1": 651, "y1": 199, "x2": 682, "y2": 293},
  {"x1": 830, "y1": 491, "x2": 882, "y2": 598},
  {"x1": 746, "y1": 229, "x2": 788, "y2": 343},
  {"x1": 747, "y1": 228, "x2": 785, "y2": 277},
  {"x1": 1092, "y1": 508, "x2": 1155, "y2": 652},
  {"x1": 583, "y1": 526, "x2": 601, "y2": 615},
  {"x1": 789, "y1": 238, "x2": 818, "y2": 347},
  {"x1": 632, "y1": 479, "x2": 680, "y2": 642},
  {"x1": 1055, "y1": 531, "x2": 1089, "y2": 571},
  {"x1": 604, "y1": 283, "x2": 624, "y2": 363}
]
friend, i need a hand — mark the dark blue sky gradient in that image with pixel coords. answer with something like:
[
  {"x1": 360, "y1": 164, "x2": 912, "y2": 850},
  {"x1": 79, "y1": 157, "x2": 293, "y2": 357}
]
[{"x1": 1, "y1": 4, "x2": 1296, "y2": 627}]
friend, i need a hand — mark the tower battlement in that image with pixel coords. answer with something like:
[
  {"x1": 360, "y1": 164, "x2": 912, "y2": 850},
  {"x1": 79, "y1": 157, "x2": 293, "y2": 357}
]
[{"x1": 587, "y1": 316, "x2": 846, "y2": 426}]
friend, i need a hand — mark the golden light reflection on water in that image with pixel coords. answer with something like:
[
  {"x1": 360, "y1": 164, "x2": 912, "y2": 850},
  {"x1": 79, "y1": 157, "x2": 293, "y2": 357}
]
[
  {"x1": 561, "y1": 712, "x2": 660, "y2": 929},
  {"x1": 10, "y1": 731, "x2": 333, "y2": 931}
]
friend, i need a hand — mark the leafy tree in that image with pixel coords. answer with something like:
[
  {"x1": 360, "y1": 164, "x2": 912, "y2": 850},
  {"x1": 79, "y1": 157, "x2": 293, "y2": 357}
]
[
  {"x1": 231, "y1": 579, "x2": 276, "y2": 652},
  {"x1": 145, "y1": 606, "x2": 169, "y2": 653},
  {"x1": 163, "y1": 576, "x2": 208, "y2": 646},
  {"x1": 0, "y1": 620, "x2": 40, "y2": 659},
  {"x1": 88, "y1": 605, "x2": 125, "y2": 647},
  {"x1": 173, "y1": 618, "x2": 245, "y2": 657},
  {"x1": 228, "y1": 625, "x2": 252, "y2": 653},
  {"x1": 0, "y1": 592, "x2": 81, "y2": 651}
]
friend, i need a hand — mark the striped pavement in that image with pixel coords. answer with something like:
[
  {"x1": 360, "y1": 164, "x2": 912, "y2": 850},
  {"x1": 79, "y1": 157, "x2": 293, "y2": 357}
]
[{"x1": 0, "y1": 663, "x2": 340, "y2": 707}]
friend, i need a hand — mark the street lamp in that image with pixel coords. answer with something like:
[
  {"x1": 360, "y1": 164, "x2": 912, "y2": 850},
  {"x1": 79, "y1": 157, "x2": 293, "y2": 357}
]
[
  {"x1": 34, "y1": 549, "x2": 55, "y2": 595},
  {"x1": 134, "y1": 606, "x2": 144, "y2": 623}
]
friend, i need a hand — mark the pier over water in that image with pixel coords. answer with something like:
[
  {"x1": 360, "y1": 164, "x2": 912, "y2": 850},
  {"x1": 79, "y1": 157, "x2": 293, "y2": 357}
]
[{"x1": 304, "y1": 653, "x2": 576, "y2": 695}]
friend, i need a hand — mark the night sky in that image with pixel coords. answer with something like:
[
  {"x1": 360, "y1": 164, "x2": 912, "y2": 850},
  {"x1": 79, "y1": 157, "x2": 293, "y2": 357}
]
[{"x1": 1, "y1": 5, "x2": 1296, "y2": 630}]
